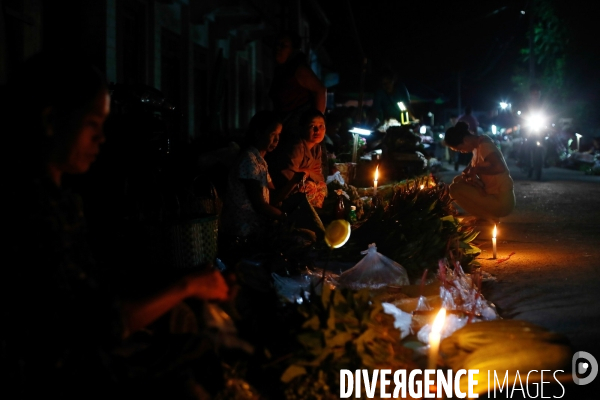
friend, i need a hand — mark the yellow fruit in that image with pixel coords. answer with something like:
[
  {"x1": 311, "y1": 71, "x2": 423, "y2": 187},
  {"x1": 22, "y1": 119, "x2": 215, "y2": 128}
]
[
  {"x1": 324, "y1": 219, "x2": 351, "y2": 248},
  {"x1": 458, "y1": 341, "x2": 572, "y2": 396},
  {"x1": 461, "y1": 339, "x2": 571, "y2": 372}
]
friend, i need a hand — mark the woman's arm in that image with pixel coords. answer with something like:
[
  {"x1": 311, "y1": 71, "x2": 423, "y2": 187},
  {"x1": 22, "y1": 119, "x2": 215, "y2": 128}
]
[
  {"x1": 120, "y1": 269, "x2": 228, "y2": 338},
  {"x1": 295, "y1": 64, "x2": 327, "y2": 114},
  {"x1": 242, "y1": 178, "x2": 284, "y2": 220},
  {"x1": 471, "y1": 152, "x2": 508, "y2": 176}
]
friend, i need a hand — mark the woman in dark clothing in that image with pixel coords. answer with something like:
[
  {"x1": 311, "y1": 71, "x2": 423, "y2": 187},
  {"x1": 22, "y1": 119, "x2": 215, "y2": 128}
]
[{"x1": 1, "y1": 51, "x2": 229, "y2": 399}]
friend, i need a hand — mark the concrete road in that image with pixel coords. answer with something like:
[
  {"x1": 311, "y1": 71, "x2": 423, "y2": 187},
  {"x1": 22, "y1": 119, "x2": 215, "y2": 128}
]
[{"x1": 438, "y1": 158, "x2": 600, "y2": 395}]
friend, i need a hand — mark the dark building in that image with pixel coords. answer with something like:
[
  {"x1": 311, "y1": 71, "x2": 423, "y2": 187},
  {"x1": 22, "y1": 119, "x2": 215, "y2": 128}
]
[{"x1": 1, "y1": 0, "x2": 336, "y2": 144}]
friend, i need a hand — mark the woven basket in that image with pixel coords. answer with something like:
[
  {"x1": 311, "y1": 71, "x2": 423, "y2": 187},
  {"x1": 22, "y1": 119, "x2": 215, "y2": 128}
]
[{"x1": 167, "y1": 215, "x2": 218, "y2": 269}]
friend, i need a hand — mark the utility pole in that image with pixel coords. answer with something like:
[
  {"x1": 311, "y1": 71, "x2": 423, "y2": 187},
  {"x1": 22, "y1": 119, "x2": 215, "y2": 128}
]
[
  {"x1": 529, "y1": 0, "x2": 536, "y2": 84},
  {"x1": 457, "y1": 71, "x2": 461, "y2": 116},
  {"x1": 346, "y1": 0, "x2": 366, "y2": 124}
]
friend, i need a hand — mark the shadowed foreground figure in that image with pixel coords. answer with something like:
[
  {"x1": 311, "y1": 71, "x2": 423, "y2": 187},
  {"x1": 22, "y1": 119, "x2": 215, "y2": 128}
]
[{"x1": 1, "y1": 51, "x2": 230, "y2": 399}]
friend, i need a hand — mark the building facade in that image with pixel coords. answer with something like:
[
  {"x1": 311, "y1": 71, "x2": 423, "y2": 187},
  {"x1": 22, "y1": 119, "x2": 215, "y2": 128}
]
[{"x1": 1, "y1": 0, "x2": 334, "y2": 145}]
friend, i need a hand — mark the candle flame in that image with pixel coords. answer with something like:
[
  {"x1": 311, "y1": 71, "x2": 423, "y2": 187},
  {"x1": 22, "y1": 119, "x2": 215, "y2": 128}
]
[
  {"x1": 374, "y1": 165, "x2": 379, "y2": 181},
  {"x1": 431, "y1": 308, "x2": 446, "y2": 335},
  {"x1": 493, "y1": 225, "x2": 497, "y2": 239}
]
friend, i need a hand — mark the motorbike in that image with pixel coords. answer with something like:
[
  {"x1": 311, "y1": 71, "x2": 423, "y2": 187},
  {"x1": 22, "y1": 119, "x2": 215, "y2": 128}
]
[{"x1": 515, "y1": 111, "x2": 554, "y2": 180}]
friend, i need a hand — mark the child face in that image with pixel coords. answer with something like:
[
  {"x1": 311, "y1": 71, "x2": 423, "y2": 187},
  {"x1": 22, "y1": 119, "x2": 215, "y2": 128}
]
[{"x1": 305, "y1": 116, "x2": 326, "y2": 145}]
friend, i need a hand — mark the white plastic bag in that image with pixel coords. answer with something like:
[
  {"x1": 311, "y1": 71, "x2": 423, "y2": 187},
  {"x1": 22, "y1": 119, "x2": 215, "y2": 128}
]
[
  {"x1": 326, "y1": 170, "x2": 345, "y2": 185},
  {"x1": 382, "y1": 302, "x2": 413, "y2": 339},
  {"x1": 334, "y1": 243, "x2": 410, "y2": 290}
]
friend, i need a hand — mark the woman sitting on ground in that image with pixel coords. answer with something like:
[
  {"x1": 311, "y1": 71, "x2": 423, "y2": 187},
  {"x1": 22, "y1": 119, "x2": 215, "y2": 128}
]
[
  {"x1": 221, "y1": 110, "x2": 286, "y2": 242},
  {"x1": 269, "y1": 108, "x2": 329, "y2": 209},
  {"x1": 444, "y1": 121, "x2": 516, "y2": 224}
]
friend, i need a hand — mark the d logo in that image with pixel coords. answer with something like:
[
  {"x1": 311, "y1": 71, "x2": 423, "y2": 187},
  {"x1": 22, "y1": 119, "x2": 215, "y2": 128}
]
[{"x1": 572, "y1": 351, "x2": 598, "y2": 385}]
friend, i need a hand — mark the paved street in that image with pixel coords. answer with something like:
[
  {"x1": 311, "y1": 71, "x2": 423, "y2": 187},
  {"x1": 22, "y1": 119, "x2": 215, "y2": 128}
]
[
  {"x1": 439, "y1": 158, "x2": 600, "y2": 395},
  {"x1": 439, "y1": 159, "x2": 600, "y2": 351}
]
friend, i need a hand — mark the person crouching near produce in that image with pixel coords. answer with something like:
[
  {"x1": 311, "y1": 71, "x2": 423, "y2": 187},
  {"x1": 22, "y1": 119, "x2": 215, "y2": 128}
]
[
  {"x1": 444, "y1": 121, "x2": 516, "y2": 224},
  {"x1": 221, "y1": 110, "x2": 287, "y2": 244}
]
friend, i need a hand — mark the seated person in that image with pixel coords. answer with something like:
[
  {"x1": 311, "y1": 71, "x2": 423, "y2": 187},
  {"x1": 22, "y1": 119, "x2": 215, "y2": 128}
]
[
  {"x1": 444, "y1": 122, "x2": 516, "y2": 224},
  {"x1": 2, "y1": 51, "x2": 230, "y2": 399},
  {"x1": 572, "y1": 136, "x2": 600, "y2": 164},
  {"x1": 221, "y1": 111, "x2": 286, "y2": 242},
  {"x1": 269, "y1": 108, "x2": 328, "y2": 209}
]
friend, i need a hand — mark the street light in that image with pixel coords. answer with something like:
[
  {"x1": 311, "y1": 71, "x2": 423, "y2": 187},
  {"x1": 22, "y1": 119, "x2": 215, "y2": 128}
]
[
  {"x1": 349, "y1": 127, "x2": 372, "y2": 163},
  {"x1": 575, "y1": 133, "x2": 582, "y2": 151},
  {"x1": 397, "y1": 102, "x2": 410, "y2": 125}
]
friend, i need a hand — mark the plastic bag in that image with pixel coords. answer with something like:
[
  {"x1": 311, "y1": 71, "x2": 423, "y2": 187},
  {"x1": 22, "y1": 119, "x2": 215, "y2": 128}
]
[
  {"x1": 417, "y1": 314, "x2": 469, "y2": 344},
  {"x1": 272, "y1": 272, "x2": 324, "y2": 303},
  {"x1": 437, "y1": 262, "x2": 499, "y2": 320},
  {"x1": 203, "y1": 302, "x2": 254, "y2": 354},
  {"x1": 326, "y1": 170, "x2": 346, "y2": 185},
  {"x1": 382, "y1": 302, "x2": 413, "y2": 339},
  {"x1": 334, "y1": 243, "x2": 410, "y2": 290}
]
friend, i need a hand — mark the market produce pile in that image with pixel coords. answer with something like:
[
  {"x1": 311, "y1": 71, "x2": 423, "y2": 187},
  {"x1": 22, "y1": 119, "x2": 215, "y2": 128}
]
[{"x1": 209, "y1": 174, "x2": 573, "y2": 399}]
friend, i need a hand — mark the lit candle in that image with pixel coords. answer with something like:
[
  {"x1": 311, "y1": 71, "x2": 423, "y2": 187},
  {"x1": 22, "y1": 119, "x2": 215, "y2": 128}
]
[
  {"x1": 428, "y1": 308, "x2": 446, "y2": 370},
  {"x1": 492, "y1": 225, "x2": 497, "y2": 259},
  {"x1": 373, "y1": 165, "x2": 379, "y2": 196}
]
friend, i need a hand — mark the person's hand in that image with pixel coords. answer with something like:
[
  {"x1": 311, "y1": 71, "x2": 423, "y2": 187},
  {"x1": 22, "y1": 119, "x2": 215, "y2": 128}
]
[
  {"x1": 464, "y1": 167, "x2": 481, "y2": 182},
  {"x1": 185, "y1": 269, "x2": 229, "y2": 301},
  {"x1": 464, "y1": 176, "x2": 486, "y2": 196}
]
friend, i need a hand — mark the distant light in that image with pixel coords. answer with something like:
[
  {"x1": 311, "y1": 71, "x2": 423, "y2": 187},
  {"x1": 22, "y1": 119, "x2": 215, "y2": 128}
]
[
  {"x1": 397, "y1": 101, "x2": 407, "y2": 111},
  {"x1": 492, "y1": 125, "x2": 497, "y2": 135},
  {"x1": 439, "y1": 133, "x2": 444, "y2": 139},
  {"x1": 427, "y1": 112, "x2": 433, "y2": 117},
  {"x1": 420, "y1": 126, "x2": 427, "y2": 134},
  {"x1": 499, "y1": 102, "x2": 508, "y2": 110},
  {"x1": 521, "y1": 10, "x2": 526, "y2": 14},
  {"x1": 575, "y1": 133, "x2": 582, "y2": 138},
  {"x1": 517, "y1": 110, "x2": 522, "y2": 115},
  {"x1": 349, "y1": 127, "x2": 372, "y2": 136}
]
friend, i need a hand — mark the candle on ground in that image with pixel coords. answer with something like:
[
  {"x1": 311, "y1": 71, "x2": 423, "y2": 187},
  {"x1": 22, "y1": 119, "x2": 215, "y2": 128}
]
[
  {"x1": 492, "y1": 225, "x2": 497, "y2": 259},
  {"x1": 428, "y1": 308, "x2": 446, "y2": 370}
]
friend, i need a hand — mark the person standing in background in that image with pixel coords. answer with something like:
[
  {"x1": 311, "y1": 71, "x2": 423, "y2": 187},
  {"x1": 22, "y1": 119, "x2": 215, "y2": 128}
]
[
  {"x1": 268, "y1": 31, "x2": 327, "y2": 145},
  {"x1": 370, "y1": 66, "x2": 414, "y2": 124},
  {"x1": 444, "y1": 114, "x2": 459, "y2": 170},
  {"x1": 457, "y1": 105, "x2": 479, "y2": 135}
]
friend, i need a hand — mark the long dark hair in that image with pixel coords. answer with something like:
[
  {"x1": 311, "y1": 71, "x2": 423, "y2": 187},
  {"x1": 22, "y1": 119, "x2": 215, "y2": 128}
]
[{"x1": 4, "y1": 51, "x2": 108, "y2": 179}]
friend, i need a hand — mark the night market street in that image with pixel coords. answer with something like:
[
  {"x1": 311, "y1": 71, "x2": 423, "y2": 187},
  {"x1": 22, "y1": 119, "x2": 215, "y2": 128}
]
[
  {"x1": 4, "y1": 1, "x2": 600, "y2": 398},
  {"x1": 440, "y1": 160, "x2": 600, "y2": 357}
]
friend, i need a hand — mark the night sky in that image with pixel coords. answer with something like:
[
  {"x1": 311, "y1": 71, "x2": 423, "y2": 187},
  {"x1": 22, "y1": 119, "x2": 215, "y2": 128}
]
[{"x1": 317, "y1": 0, "x2": 599, "y2": 121}]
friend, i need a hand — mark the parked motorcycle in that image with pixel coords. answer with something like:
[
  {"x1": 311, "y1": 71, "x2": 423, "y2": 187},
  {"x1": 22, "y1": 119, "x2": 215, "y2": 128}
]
[{"x1": 515, "y1": 111, "x2": 553, "y2": 180}]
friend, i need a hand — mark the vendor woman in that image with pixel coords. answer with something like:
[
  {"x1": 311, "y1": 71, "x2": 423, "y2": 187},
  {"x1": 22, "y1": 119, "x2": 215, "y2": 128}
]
[
  {"x1": 269, "y1": 108, "x2": 328, "y2": 209},
  {"x1": 221, "y1": 111, "x2": 286, "y2": 241},
  {"x1": 444, "y1": 121, "x2": 516, "y2": 224}
]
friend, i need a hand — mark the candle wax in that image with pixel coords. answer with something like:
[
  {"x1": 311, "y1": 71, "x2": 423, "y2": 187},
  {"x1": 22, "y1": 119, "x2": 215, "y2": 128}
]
[{"x1": 428, "y1": 332, "x2": 441, "y2": 370}]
